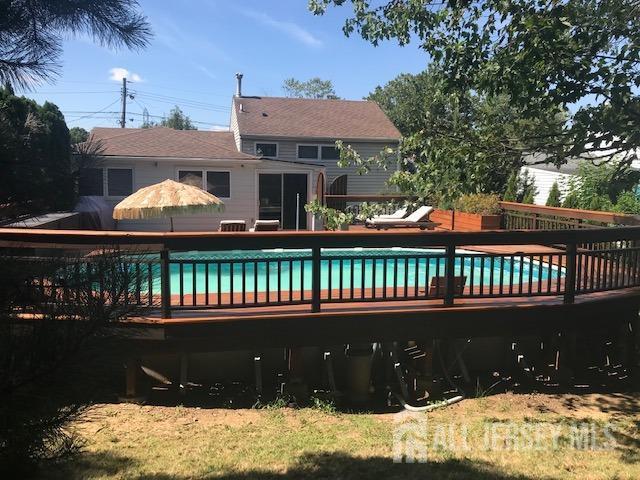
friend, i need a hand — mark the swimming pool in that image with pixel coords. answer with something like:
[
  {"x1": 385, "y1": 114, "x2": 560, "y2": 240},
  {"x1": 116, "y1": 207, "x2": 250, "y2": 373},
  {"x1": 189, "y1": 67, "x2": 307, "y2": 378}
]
[{"x1": 154, "y1": 248, "x2": 564, "y2": 298}]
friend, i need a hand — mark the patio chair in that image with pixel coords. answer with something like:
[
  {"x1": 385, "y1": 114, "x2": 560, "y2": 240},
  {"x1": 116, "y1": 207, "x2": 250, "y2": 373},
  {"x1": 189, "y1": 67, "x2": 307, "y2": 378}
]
[
  {"x1": 219, "y1": 220, "x2": 246, "y2": 232},
  {"x1": 428, "y1": 275, "x2": 467, "y2": 298},
  {"x1": 250, "y1": 219, "x2": 280, "y2": 232},
  {"x1": 370, "y1": 207, "x2": 408, "y2": 221},
  {"x1": 365, "y1": 206, "x2": 437, "y2": 230}
]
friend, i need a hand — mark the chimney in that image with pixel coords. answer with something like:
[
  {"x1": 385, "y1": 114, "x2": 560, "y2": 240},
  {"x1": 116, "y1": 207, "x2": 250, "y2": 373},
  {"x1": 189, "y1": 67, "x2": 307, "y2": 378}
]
[{"x1": 235, "y1": 72, "x2": 243, "y2": 97}]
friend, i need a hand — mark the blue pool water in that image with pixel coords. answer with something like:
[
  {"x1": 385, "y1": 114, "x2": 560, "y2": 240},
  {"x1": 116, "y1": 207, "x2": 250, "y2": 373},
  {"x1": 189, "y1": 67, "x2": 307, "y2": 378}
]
[{"x1": 153, "y1": 248, "x2": 563, "y2": 296}]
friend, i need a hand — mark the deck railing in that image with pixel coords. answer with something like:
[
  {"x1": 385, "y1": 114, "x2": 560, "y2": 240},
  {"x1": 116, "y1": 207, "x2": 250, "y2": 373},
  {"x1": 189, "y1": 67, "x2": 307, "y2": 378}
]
[
  {"x1": 499, "y1": 201, "x2": 640, "y2": 230},
  {"x1": 2, "y1": 227, "x2": 640, "y2": 318}
]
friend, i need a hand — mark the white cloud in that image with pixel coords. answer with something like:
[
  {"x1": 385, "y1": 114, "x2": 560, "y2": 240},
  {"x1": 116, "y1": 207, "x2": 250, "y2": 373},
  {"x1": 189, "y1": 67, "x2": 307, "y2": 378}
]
[
  {"x1": 209, "y1": 124, "x2": 230, "y2": 132},
  {"x1": 109, "y1": 67, "x2": 143, "y2": 83},
  {"x1": 239, "y1": 10, "x2": 323, "y2": 48}
]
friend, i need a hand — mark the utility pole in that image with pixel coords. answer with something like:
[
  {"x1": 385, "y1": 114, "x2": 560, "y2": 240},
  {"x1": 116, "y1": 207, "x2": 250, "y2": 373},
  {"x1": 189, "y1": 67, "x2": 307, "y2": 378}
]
[{"x1": 120, "y1": 77, "x2": 127, "y2": 128}]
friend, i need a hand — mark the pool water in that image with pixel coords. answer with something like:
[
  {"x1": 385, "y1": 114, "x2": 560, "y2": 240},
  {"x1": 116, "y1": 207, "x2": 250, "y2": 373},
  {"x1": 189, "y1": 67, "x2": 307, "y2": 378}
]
[{"x1": 156, "y1": 248, "x2": 563, "y2": 296}]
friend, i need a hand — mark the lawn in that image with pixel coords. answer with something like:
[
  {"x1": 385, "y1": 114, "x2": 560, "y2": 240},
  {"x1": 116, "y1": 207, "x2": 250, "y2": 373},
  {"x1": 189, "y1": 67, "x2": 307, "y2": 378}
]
[{"x1": 44, "y1": 392, "x2": 639, "y2": 480}]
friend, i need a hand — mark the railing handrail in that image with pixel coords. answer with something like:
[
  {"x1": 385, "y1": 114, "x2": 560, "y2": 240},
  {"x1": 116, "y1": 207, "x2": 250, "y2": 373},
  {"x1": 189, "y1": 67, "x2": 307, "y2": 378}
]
[
  {"x1": 499, "y1": 201, "x2": 640, "y2": 225},
  {"x1": 4, "y1": 226, "x2": 640, "y2": 319},
  {"x1": 2, "y1": 225, "x2": 640, "y2": 250}
]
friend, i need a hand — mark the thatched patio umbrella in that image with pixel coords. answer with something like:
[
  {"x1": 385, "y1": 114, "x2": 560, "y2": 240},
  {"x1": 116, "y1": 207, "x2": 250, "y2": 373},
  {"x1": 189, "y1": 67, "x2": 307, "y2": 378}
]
[{"x1": 113, "y1": 179, "x2": 224, "y2": 231}]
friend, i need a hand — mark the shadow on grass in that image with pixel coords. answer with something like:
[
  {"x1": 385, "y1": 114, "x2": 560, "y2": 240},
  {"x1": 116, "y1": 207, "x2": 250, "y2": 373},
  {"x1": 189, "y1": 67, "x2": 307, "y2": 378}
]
[{"x1": 51, "y1": 451, "x2": 544, "y2": 480}]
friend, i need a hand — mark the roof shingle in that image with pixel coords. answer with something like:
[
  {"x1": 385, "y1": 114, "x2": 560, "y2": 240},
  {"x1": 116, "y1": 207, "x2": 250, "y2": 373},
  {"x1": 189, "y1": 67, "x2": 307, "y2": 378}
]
[
  {"x1": 233, "y1": 96, "x2": 401, "y2": 140},
  {"x1": 87, "y1": 127, "x2": 256, "y2": 160}
]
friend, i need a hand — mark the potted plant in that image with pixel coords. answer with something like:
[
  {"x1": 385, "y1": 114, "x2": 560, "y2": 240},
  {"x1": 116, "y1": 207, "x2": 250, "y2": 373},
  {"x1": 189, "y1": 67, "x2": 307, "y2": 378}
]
[
  {"x1": 431, "y1": 193, "x2": 502, "y2": 231},
  {"x1": 305, "y1": 200, "x2": 355, "y2": 231}
]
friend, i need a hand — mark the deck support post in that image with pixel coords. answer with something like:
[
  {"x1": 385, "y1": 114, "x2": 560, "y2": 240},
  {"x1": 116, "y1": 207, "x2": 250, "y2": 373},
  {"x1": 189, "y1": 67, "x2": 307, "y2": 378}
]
[
  {"x1": 179, "y1": 352, "x2": 188, "y2": 395},
  {"x1": 311, "y1": 246, "x2": 321, "y2": 312},
  {"x1": 444, "y1": 244, "x2": 456, "y2": 306},
  {"x1": 160, "y1": 248, "x2": 172, "y2": 318},
  {"x1": 125, "y1": 356, "x2": 140, "y2": 398},
  {"x1": 564, "y1": 242, "x2": 577, "y2": 304}
]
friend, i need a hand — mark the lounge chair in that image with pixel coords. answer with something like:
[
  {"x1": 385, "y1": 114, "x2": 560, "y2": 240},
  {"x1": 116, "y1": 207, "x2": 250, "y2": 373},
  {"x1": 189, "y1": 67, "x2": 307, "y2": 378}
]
[
  {"x1": 370, "y1": 207, "x2": 407, "y2": 221},
  {"x1": 428, "y1": 275, "x2": 467, "y2": 298},
  {"x1": 250, "y1": 219, "x2": 280, "y2": 232},
  {"x1": 365, "y1": 206, "x2": 437, "y2": 230},
  {"x1": 219, "y1": 220, "x2": 246, "y2": 232}
]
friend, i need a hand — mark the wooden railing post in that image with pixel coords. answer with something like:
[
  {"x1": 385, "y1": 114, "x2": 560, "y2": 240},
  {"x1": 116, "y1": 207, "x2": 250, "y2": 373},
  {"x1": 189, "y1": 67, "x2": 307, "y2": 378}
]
[
  {"x1": 444, "y1": 244, "x2": 456, "y2": 306},
  {"x1": 160, "y1": 248, "x2": 172, "y2": 318},
  {"x1": 564, "y1": 242, "x2": 577, "y2": 304},
  {"x1": 311, "y1": 246, "x2": 321, "y2": 312}
]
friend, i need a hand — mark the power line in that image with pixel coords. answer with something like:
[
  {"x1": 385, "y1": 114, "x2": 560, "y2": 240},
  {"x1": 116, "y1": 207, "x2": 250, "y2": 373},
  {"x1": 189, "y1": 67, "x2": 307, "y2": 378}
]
[{"x1": 66, "y1": 99, "x2": 121, "y2": 123}]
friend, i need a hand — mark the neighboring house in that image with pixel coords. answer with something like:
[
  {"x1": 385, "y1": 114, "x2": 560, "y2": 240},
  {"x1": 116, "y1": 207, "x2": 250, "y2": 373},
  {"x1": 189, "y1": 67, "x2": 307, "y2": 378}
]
[
  {"x1": 79, "y1": 74, "x2": 401, "y2": 231},
  {"x1": 80, "y1": 127, "x2": 324, "y2": 231},
  {"x1": 522, "y1": 153, "x2": 640, "y2": 205}
]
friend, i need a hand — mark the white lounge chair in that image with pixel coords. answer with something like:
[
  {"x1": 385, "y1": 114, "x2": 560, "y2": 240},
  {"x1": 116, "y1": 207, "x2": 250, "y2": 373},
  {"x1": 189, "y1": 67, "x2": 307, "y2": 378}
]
[
  {"x1": 365, "y1": 206, "x2": 437, "y2": 230},
  {"x1": 250, "y1": 219, "x2": 280, "y2": 232},
  {"x1": 219, "y1": 220, "x2": 246, "y2": 232},
  {"x1": 370, "y1": 207, "x2": 407, "y2": 221}
]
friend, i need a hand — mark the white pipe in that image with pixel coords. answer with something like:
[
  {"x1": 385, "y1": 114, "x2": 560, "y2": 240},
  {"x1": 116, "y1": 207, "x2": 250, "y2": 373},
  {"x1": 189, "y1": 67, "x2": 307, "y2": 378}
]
[
  {"x1": 296, "y1": 193, "x2": 300, "y2": 231},
  {"x1": 393, "y1": 392, "x2": 464, "y2": 412}
]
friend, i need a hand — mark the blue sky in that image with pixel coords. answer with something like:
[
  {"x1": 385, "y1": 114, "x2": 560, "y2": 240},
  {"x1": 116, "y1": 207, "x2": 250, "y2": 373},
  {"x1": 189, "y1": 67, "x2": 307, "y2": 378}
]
[{"x1": 19, "y1": 0, "x2": 426, "y2": 131}]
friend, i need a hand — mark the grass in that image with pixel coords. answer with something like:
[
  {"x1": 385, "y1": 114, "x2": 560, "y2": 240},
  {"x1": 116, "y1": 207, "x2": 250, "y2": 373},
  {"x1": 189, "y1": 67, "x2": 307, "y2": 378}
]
[{"x1": 41, "y1": 392, "x2": 639, "y2": 480}]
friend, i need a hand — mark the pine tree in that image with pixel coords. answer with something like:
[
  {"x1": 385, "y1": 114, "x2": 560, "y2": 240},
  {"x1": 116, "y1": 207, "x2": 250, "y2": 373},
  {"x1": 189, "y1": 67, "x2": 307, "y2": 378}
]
[
  {"x1": 545, "y1": 181, "x2": 562, "y2": 207},
  {"x1": 522, "y1": 189, "x2": 535, "y2": 204},
  {"x1": 503, "y1": 171, "x2": 519, "y2": 201}
]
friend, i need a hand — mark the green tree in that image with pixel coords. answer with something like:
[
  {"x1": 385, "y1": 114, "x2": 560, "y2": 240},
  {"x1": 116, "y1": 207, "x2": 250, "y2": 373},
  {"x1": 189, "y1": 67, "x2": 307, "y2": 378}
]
[
  {"x1": 546, "y1": 181, "x2": 562, "y2": 207},
  {"x1": 282, "y1": 77, "x2": 339, "y2": 99},
  {"x1": 0, "y1": 86, "x2": 74, "y2": 218},
  {"x1": 503, "y1": 172, "x2": 519, "y2": 202},
  {"x1": 69, "y1": 127, "x2": 89, "y2": 145},
  {"x1": 310, "y1": 0, "x2": 640, "y2": 167},
  {"x1": 366, "y1": 71, "x2": 435, "y2": 136},
  {"x1": 160, "y1": 106, "x2": 197, "y2": 130},
  {"x1": 562, "y1": 160, "x2": 640, "y2": 212},
  {"x1": 337, "y1": 68, "x2": 562, "y2": 207},
  {"x1": 0, "y1": 0, "x2": 151, "y2": 88}
]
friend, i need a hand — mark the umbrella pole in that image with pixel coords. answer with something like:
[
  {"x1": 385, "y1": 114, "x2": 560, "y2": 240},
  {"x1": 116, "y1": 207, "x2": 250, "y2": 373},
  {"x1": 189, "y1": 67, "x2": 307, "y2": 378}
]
[{"x1": 170, "y1": 217, "x2": 174, "y2": 232}]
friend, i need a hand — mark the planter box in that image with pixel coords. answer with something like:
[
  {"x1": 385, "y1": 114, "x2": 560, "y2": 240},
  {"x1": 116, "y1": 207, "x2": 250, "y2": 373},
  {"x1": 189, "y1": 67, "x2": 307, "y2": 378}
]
[{"x1": 431, "y1": 209, "x2": 502, "y2": 231}]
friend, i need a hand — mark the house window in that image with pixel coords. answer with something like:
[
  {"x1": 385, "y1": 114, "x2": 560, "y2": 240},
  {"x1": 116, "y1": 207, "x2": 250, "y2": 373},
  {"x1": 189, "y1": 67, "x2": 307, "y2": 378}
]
[
  {"x1": 298, "y1": 145, "x2": 319, "y2": 159},
  {"x1": 78, "y1": 168, "x2": 103, "y2": 196},
  {"x1": 256, "y1": 143, "x2": 277, "y2": 158},
  {"x1": 107, "y1": 168, "x2": 133, "y2": 196},
  {"x1": 178, "y1": 170, "x2": 203, "y2": 188},
  {"x1": 321, "y1": 146, "x2": 340, "y2": 160},
  {"x1": 207, "y1": 171, "x2": 230, "y2": 198}
]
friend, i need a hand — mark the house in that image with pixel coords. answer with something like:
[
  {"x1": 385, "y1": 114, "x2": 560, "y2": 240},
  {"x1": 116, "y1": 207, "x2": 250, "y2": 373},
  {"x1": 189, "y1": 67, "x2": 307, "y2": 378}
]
[
  {"x1": 230, "y1": 74, "x2": 400, "y2": 197},
  {"x1": 79, "y1": 74, "x2": 401, "y2": 231},
  {"x1": 522, "y1": 152, "x2": 640, "y2": 205}
]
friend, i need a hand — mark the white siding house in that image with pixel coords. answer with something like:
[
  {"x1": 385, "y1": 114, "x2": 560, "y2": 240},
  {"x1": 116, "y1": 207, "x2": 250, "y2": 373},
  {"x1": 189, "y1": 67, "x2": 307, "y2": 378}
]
[
  {"x1": 81, "y1": 127, "x2": 323, "y2": 231},
  {"x1": 522, "y1": 153, "x2": 640, "y2": 205}
]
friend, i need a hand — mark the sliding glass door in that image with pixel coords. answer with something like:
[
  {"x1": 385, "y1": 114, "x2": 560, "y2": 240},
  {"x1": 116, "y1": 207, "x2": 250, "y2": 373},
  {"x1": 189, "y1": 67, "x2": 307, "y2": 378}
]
[{"x1": 258, "y1": 173, "x2": 308, "y2": 230}]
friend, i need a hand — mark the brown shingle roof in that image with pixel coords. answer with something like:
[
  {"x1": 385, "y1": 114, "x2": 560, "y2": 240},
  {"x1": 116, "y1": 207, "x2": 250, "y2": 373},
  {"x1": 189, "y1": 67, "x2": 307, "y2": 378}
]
[
  {"x1": 233, "y1": 96, "x2": 401, "y2": 140},
  {"x1": 87, "y1": 127, "x2": 256, "y2": 160}
]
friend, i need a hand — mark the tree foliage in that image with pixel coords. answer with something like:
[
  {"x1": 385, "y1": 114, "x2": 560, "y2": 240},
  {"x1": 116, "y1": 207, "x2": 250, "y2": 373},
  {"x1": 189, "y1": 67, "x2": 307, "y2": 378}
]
[
  {"x1": 310, "y1": 0, "x2": 640, "y2": 167},
  {"x1": 338, "y1": 68, "x2": 561, "y2": 207},
  {"x1": 0, "y1": 251, "x2": 153, "y2": 473},
  {"x1": 0, "y1": 86, "x2": 74, "y2": 219},
  {"x1": 69, "y1": 127, "x2": 89, "y2": 145},
  {"x1": 282, "y1": 77, "x2": 339, "y2": 99},
  {"x1": 546, "y1": 181, "x2": 562, "y2": 207},
  {"x1": 0, "y1": 0, "x2": 151, "y2": 88},
  {"x1": 160, "y1": 106, "x2": 197, "y2": 130},
  {"x1": 562, "y1": 160, "x2": 640, "y2": 211}
]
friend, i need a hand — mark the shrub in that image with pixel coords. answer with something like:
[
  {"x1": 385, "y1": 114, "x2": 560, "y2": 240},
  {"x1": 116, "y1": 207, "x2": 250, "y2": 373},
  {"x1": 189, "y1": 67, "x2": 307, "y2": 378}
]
[
  {"x1": 613, "y1": 191, "x2": 640, "y2": 214},
  {"x1": 305, "y1": 200, "x2": 354, "y2": 230},
  {"x1": 545, "y1": 181, "x2": 562, "y2": 207},
  {"x1": 453, "y1": 193, "x2": 501, "y2": 215}
]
